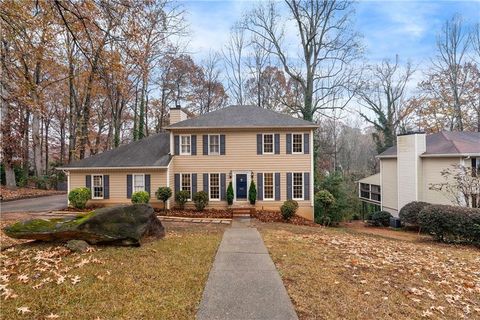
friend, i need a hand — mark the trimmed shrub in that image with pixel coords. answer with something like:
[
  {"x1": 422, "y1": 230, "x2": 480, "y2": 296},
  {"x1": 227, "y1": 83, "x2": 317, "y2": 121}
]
[
  {"x1": 368, "y1": 211, "x2": 392, "y2": 227},
  {"x1": 175, "y1": 190, "x2": 190, "y2": 209},
  {"x1": 68, "y1": 187, "x2": 91, "y2": 209},
  {"x1": 418, "y1": 205, "x2": 480, "y2": 245},
  {"x1": 226, "y1": 181, "x2": 234, "y2": 205},
  {"x1": 131, "y1": 191, "x2": 150, "y2": 204},
  {"x1": 281, "y1": 200, "x2": 298, "y2": 220},
  {"x1": 156, "y1": 187, "x2": 172, "y2": 213},
  {"x1": 314, "y1": 190, "x2": 338, "y2": 226},
  {"x1": 193, "y1": 191, "x2": 209, "y2": 211},
  {"x1": 399, "y1": 201, "x2": 430, "y2": 226},
  {"x1": 248, "y1": 180, "x2": 256, "y2": 205}
]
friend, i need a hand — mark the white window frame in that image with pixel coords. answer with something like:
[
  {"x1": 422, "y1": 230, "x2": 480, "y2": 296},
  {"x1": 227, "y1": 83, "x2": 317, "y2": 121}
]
[
  {"x1": 292, "y1": 172, "x2": 304, "y2": 200},
  {"x1": 262, "y1": 133, "x2": 274, "y2": 154},
  {"x1": 180, "y1": 173, "x2": 192, "y2": 200},
  {"x1": 208, "y1": 134, "x2": 220, "y2": 155},
  {"x1": 92, "y1": 174, "x2": 104, "y2": 200},
  {"x1": 292, "y1": 133, "x2": 303, "y2": 154},
  {"x1": 209, "y1": 173, "x2": 221, "y2": 201},
  {"x1": 180, "y1": 135, "x2": 191, "y2": 155},
  {"x1": 133, "y1": 173, "x2": 145, "y2": 193},
  {"x1": 263, "y1": 172, "x2": 275, "y2": 201}
]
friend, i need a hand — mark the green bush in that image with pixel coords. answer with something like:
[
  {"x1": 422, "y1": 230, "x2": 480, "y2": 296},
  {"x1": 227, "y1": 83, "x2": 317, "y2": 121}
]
[
  {"x1": 418, "y1": 205, "x2": 480, "y2": 245},
  {"x1": 175, "y1": 190, "x2": 190, "y2": 209},
  {"x1": 68, "y1": 187, "x2": 91, "y2": 209},
  {"x1": 399, "y1": 201, "x2": 430, "y2": 226},
  {"x1": 368, "y1": 211, "x2": 392, "y2": 227},
  {"x1": 131, "y1": 191, "x2": 150, "y2": 204},
  {"x1": 156, "y1": 187, "x2": 172, "y2": 213},
  {"x1": 227, "y1": 181, "x2": 234, "y2": 205},
  {"x1": 248, "y1": 180, "x2": 256, "y2": 205},
  {"x1": 316, "y1": 172, "x2": 356, "y2": 223},
  {"x1": 281, "y1": 200, "x2": 298, "y2": 220},
  {"x1": 193, "y1": 191, "x2": 209, "y2": 211},
  {"x1": 314, "y1": 190, "x2": 338, "y2": 226}
]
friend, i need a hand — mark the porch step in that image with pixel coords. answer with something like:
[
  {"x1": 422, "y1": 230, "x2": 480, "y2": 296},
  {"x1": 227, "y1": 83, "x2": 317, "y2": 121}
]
[{"x1": 231, "y1": 206, "x2": 256, "y2": 217}]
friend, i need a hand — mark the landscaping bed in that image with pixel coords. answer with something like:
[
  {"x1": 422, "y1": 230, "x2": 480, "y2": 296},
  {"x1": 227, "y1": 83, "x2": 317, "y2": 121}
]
[
  {"x1": 156, "y1": 208, "x2": 233, "y2": 219},
  {"x1": 0, "y1": 187, "x2": 65, "y2": 202},
  {"x1": 252, "y1": 210, "x2": 316, "y2": 226}
]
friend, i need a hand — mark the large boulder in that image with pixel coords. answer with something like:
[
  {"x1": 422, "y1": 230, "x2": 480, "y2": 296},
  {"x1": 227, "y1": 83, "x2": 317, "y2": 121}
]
[{"x1": 3, "y1": 204, "x2": 165, "y2": 246}]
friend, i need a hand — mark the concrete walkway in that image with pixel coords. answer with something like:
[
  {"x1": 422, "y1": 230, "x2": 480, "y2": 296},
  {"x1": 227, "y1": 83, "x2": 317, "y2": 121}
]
[{"x1": 197, "y1": 218, "x2": 298, "y2": 320}]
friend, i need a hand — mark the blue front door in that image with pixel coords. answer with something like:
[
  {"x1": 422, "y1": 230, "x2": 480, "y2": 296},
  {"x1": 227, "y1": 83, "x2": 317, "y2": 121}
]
[{"x1": 236, "y1": 174, "x2": 247, "y2": 199}]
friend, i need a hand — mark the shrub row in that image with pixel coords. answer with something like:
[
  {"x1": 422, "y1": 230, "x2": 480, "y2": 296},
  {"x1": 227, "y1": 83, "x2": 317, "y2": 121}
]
[{"x1": 399, "y1": 201, "x2": 430, "y2": 226}]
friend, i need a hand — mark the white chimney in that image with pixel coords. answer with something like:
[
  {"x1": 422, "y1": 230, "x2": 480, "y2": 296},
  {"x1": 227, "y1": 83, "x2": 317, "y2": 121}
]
[
  {"x1": 169, "y1": 104, "x2": 188, "y2": 125},
  {"x1": 396, "y1": 132, "x2": 426, "y2": 210}
]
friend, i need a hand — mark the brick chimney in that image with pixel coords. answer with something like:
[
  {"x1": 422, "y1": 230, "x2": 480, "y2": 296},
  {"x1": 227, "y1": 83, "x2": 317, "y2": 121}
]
[{"x1": 169, "y1": 104, "x2": 188, "y2": 125}]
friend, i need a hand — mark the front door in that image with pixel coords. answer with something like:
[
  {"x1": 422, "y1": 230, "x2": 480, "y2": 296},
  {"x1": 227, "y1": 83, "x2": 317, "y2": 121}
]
[{"x1": 236, "y1": 174, "x2": 248, "y2": 199}]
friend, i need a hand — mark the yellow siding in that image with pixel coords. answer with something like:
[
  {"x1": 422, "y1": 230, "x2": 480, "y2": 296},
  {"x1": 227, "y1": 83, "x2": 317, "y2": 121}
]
[
  {"x1": 421, "y1": 157, "x2": 460, "y2": 205},
  {"x1": 380, "y1": 158, "x2": 398, "y2": 214}
]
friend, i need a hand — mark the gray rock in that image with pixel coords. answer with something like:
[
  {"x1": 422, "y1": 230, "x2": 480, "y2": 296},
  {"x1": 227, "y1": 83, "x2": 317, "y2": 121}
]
[
  {"x1": 3, "y1": 204, "x2": 165, "y2": 246},
  {"x1": 66, "y1": 240, "x2": 90, "y2": 252}
]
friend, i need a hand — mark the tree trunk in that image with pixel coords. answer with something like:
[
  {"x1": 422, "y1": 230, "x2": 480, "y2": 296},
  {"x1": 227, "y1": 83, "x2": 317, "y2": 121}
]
[{"x1": 32, "y1": 110, "x2": 43, "y2": 176}]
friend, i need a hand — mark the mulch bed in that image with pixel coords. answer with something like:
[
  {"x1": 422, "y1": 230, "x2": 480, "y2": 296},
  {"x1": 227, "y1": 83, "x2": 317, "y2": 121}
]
[
  {"x1": 156, "y1": 208, "x2": 233, "y2": 219},
  {"x1": 252, "y1": 210, "x2": 316, "y2": 226},
  {"x1": 0, "y1": 187, "x2": 65, "y2": 202}
]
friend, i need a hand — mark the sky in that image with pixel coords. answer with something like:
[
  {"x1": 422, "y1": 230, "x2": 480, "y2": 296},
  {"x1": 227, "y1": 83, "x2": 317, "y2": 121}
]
[{"x1": 182, "y1": 0, "x2": 479, "y2": 66}]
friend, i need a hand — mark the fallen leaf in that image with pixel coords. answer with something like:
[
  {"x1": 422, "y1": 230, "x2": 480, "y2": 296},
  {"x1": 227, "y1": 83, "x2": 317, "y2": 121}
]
[{"x1": 17, "y1": 307, "x2": 31, "y2": 314}]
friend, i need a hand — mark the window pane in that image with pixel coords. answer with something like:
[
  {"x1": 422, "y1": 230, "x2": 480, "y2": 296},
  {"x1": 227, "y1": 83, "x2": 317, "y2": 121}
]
[
  {"x1": 209, "y1": 135, "x2": 220, "y2": 154},
  {"x1": 93, "y1": 175, "x2": 103, "y2": 198},
  {"x1": 181, "y1": 174, "x2": 191, "y2": 198},
  {"x1": 210, "y1": 173, "x2": 220, "y2": 199},
  {"x1": 263, "y1": 134, "x2": 273, "y2": 153},
  {"x1": 181, "y1": 136, "x2": 191, "y2": 154},
  {"x1": 293, "y1": 172, "x2": 303, "y2": 199},
  {"x1": 264, "y1": 173, "x2": 274, "y2": 199},
  {"x1": 134, "y1": 174, "x2": 144, "y2": 192},
  {"x1": 293, "y1": 134, "x2": 303, "y2": 153}
]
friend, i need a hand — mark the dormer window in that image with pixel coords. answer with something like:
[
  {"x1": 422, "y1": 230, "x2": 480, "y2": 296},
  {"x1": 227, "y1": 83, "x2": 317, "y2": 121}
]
[
  {"x1": 180, "y1": 135, "x2": 191, "y2": 155},
  {"x1": 209, "y1": 135, "x2": 220, "y2": 155}
]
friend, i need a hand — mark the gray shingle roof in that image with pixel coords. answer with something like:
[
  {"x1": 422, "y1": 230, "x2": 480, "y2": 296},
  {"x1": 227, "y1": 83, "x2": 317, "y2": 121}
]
[
  {"x1": 60, "y1": 133, "x2": 171, "y2": 169},
  {"x1": 378, "y1": 131, "x2": 480, "y2": 158},
  {"x1": 167, "y1": 105, "x2": 318, "y2": 129}
]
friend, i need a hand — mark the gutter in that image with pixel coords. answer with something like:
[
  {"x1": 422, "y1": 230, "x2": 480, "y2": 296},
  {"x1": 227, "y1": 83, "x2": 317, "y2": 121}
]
[
  {"x1": 57, "y1": 166, "x2": 170, "y2": 170},
  {"x1": 165, "y1": 125, "x2": 319, "y2": 130}
]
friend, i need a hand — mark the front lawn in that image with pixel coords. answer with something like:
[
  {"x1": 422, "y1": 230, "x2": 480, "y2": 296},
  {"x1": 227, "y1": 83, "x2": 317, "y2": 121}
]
[
  {"x1": 258, "y1": 223, "x2": 480, "y2": 320},
  {"x1": 1, "y1": 222, "x2": 225, "y2": 319}
]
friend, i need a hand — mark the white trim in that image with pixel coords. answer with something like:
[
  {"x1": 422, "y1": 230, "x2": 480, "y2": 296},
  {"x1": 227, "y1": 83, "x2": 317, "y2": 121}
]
[
  {"x1": 67, "y1": 171, "x2": 71, "y2": 206},
  {"x1": 208, "y1": 173, "x2": 221, "y2": 201},
  {"x1": 59, "y1": 166, "x2": 169, "y2": 170},
  {"x1": 292, "y1": 171, "x2": 304, "y2": 201},
  {"x1": 380, "y1": 160, "x2": 384, "y2": 211},
  {"x1": 165, "y1": 125, "x2": 319, "y2": 130},
  {"x1": 170, "y1": 132, "x2": 174, "y2": 156},
  {"x1": 310, "y1": 129, "x2": 314, "y2": 207},
  {"x1": 262, "y1": 133, "x2": 274, "y2": 154},
  {"x1": 292, "y1": 133, "x2": 303, "y2": 154},
  {"x1": 263, "y1": 172, "x2": 275, "y2": 201},
  {"x1": 166, "y1": 161, "x2": 171, "y2": 210},
  {"x1": 91, "y1": 174, "x2": 104, "y2": 200},
  {"x1": 132, "y1": 173, "x2": 145, "y2": 193},
  {"x1": 208, "y1": 134, "x2": 221, "y2": 156},
  {"x1": 420, "y1": 153, "x2": 480, "y2": 158},
  {"x1": 180, "y1": 173, "x2": 192, "y2": 200},
  {"x1": 232, "y1": 171, "x2": 251, "y2": 202},
  {"x1": 179, "y1": 134, "x2": 192, "y2": 155}
]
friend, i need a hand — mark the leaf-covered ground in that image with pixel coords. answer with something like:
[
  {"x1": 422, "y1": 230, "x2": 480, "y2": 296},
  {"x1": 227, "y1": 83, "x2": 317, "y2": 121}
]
[
  {"x1": 1, "y1": 222, "x2": 225, "y2": 319},
  {"x1": 0, "y1": 187, "x2": 65, "y2": 202},
  {"x1": 258, "y1": 223, "x2": 480, "y2": 320}
]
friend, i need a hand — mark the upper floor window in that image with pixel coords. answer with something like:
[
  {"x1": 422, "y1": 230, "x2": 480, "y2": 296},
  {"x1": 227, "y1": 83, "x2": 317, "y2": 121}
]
[
  {"x1": 133, "y1": 174, "x2": 145, "y2": 192},
  {"x1": 180, "y1": 135, "x2": 191, "y2": 155},
  {"x1": 264, "y1": 173, "x2": 274, "y2": 200},
  {"x1": 263, "y1": 134, "x2": 274, "y2": 154},
  {"x1": 181, "y1": 173, "x2": 191, "y2": 199},
  {"x1": 293, "y1": 172, "x2": 303, "y2": 200},
  {"x1": 292, "y1": 134, "x2": 303, "y2": 153},
  {"x1": 92, "y1": 175, "x2": 104, "y2": 199},
  {"x1": 209, "y1": 173, "x2": 220, "y2": 200},
  {"x1": 209, "y1": 135, "x2": 220, "y2": 155}
]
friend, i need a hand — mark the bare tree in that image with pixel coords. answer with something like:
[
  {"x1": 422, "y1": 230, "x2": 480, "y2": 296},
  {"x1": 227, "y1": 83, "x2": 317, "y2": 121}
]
[
  {"x1": 223, "y1": 23, "x2": 246, "y2": 105},
  {"x1": 245, "y1": 33, "x2": 272, "y2": 107}
]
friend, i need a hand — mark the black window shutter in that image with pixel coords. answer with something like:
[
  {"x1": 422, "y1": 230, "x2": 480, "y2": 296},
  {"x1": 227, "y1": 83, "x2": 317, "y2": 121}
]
[
  {"x1": 174, "y1": 174, "x2": 180, "y2": 194},
  {"x1": 126, "y1": 174, "x2": 132, "y2": 199},
  {"x1": 274, "y1": 134, "x2": 280, "y2": 154},
  {"x1": 145, "y1": 174, "x2": 151, "y2": 195},
  {"x1": 191, "y1": 135, "x2": 197, "y2": 155},
  {"x1": 275, "y1": 172, "x2": 280, "y2": 201},
  {"x1": 257, "y1": 134, "x2": 262, "y2": 155},
  {"x1": 220, "y1": 135, "x2": 226, "y2": 155},
  {"x1": 286, "y1": 134, "x2": 292, "y2": 154},
  {"x1": 203, "y1": 173, "x2": 209, "y2": 193},
  {"x1": 304, "y1": 133, "x2": 310, "y2": 154},
  {"x1": 192, "y1": 173, "x2": 197, "y2": 195},
  {"x1": 103, "y1": 175, "x2": 110, "y2": 199},
  {"x1": 203, "y1": 135, "x2": 208, "y2": 155},
  {"x1": 257, "y1": 172, "x2": 263, "y2": 201},
  {"x1": 174, "y1": 135, "x2": 180, "y2": 155},
  {"x1": 220, "y1": 173, "x2": 226, "y2": 200},
  {"x1": 85, "y1": 175, "x2": 91, "y2": 190},
  {"x1": 286, "y1": 172, "x2": 292, "y2": 200},
  {"x1": 304, "y1": 172, "x2": 310, "y2": 200}
]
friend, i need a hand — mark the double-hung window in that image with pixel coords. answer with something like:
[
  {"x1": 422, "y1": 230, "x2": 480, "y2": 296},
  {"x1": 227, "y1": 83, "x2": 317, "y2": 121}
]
[
  {"x1": 292, "y1": 134, "x2": 303, "y2": 153},
  {"x1": 293, "y1": 172, "x2": 303, "y2": 200},
  {"x1": 209, "y1": 135, "x2": 220, "y2": 155},
  {"x1": 180, "y1": 135, "x2": 191, "y2": 155},
  {"x1": 133, "y1": 174, "x2": 145, "y2": 192},
  {"x1": 181, "y1": 173, "x2": 192, "y2": 199},
  {"x1": 263, "y1": 134, "x2": 274, "y2": 154},
  {"x1": 263, "y1": 173, "x2": 274, "y2": 200},
  {"x1": 92, "y1": 175, "x2": 104, "y2": 199},
  {"x1": 209, "y1": 173, "x2": 220, "y2": 200}
]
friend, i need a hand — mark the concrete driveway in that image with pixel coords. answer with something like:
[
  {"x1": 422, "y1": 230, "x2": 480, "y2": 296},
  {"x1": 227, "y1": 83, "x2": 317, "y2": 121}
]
[{"x1": 1, "y1": 194, "x2": 67, "y2": 215}]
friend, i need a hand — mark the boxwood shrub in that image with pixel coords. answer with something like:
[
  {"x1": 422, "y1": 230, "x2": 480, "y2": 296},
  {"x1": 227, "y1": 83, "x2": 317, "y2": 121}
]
[
  {"x1": 131, "y1": 191, "x2": 150, "y2": 204},
  {"x1": 193, "y1": 191, "x2": 209, "y2": 211},
  {"x1": 68, "y1": 187, "x2": 91, "y2": 209},
  {"x1": 281, "y1": 200, "x2": 298, "y2": 220},
  {"x1": 418, "y1": 205, "x2": 480, "y2": 245},
  {"x1": 399, "y1": 201, "x2": 430, "y2": 226},
  {"x1": 368, "y1": 210, "x2": 392, "y2": 227}
]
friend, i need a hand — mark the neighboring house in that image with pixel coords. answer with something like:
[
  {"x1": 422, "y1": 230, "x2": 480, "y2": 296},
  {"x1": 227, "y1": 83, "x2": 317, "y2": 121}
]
[
  {"x1": 358, "y1": 131, "x2": 480, "y2": 216},
  {"x1": 60, "y1": 105, "x2": 317, "y2": 220}
]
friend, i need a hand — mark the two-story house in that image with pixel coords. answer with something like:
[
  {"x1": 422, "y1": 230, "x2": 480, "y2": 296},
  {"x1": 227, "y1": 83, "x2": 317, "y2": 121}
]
[{"x1": 61, "y1": 105, "x2": 317, "y2": 220}]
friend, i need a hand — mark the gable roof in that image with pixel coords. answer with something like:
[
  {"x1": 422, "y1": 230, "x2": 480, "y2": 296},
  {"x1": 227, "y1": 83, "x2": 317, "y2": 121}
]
[
  {"x1": 378, "y1": 131, "x2": 480, "y2": 158},
  {"x1": 59, "y1": 133, "x2": 171, "y2": 169},
  {"x1": 166, "y1": 105, "x2": 318, "y2": 129}
]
